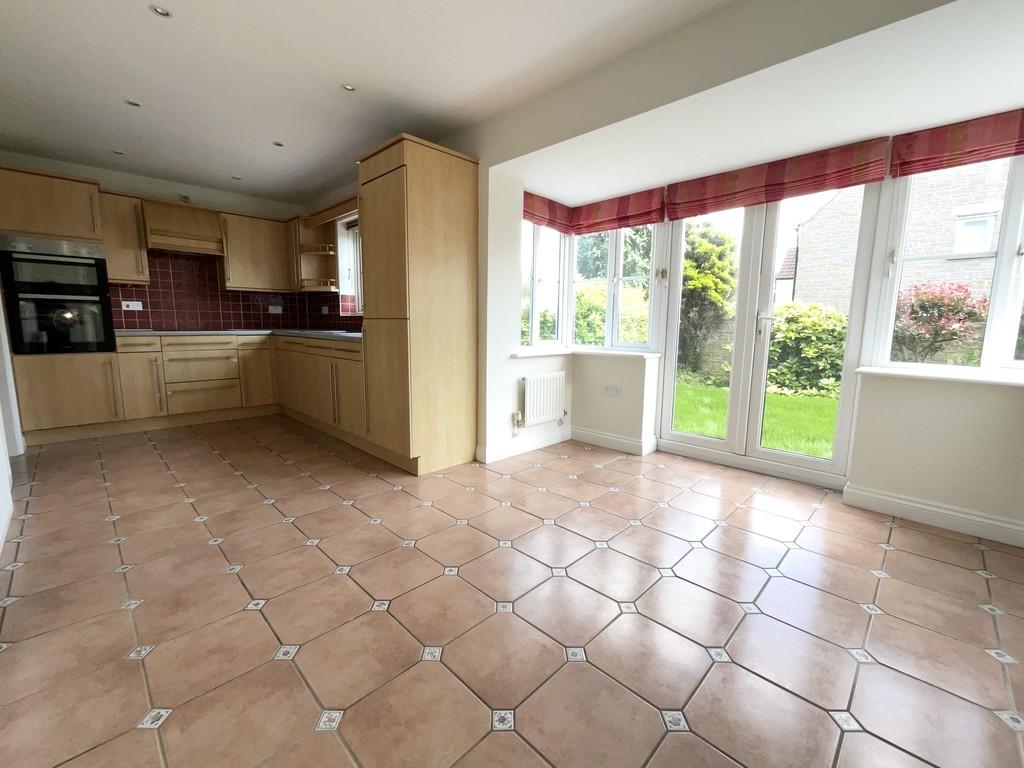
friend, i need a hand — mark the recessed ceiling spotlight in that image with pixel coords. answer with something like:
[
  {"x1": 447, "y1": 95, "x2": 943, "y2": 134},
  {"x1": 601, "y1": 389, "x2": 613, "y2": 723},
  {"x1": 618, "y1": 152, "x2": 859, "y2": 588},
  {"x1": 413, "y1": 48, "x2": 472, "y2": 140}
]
[
  {"x1": 149, "y1": 5, "x2": 171, "y2": 17},
  {"x1": 111, "y1": 150, "x2": 126, "y2": 156},
  {"x1": 342, "y1": 84, "x2": 356, "y2": 92},
  {"x1": 124, "y1": 99, "x2": 142, "y2": 108},
  {"x1": 272, "y1": 141, "x2": 284, "y2": 147}
]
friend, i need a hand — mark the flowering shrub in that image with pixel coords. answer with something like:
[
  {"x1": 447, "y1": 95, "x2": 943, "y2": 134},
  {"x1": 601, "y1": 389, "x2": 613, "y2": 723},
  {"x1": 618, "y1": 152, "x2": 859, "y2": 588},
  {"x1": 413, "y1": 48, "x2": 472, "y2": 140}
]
[
  {"x1": 891, "y1": 282, "x2": 988, "y2": 364},
  {"x1": 767, "y1": 303, "x2": 847, "y2": 395}
]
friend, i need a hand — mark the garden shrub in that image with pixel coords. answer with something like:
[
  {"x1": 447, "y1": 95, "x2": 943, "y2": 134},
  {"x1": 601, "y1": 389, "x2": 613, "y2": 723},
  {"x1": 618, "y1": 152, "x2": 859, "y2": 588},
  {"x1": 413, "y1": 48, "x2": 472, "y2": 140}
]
[
  {"x1": 767, "y1": 303, "x2": 847, "y2": 395},
  {"x1": 891, "y1": 282, "x2": 988, "y2": 364}
]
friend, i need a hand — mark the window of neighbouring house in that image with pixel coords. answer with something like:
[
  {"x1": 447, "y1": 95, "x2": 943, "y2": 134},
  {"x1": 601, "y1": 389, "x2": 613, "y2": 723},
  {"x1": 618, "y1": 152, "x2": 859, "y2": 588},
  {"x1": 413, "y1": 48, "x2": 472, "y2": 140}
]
[
  {"x1": 573, "y1": 224, "x2": 657, "y2": 348},
  {"x1": 520, "y1": 220, "x2": 565, "y2": 346},
  {"x1": 887, "y1": 157, "x2": 1014, "y2": 367}
]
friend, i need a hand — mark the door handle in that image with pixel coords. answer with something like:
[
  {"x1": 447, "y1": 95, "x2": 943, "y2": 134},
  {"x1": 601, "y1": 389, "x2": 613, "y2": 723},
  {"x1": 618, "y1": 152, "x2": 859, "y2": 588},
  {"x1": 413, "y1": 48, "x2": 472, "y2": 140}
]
[
  {"x1": 105, "y1": 359, "x2": 120, "y2": 418},
  {"x1": 756, "y1": 314, "x2": 776, "y2": 338}
]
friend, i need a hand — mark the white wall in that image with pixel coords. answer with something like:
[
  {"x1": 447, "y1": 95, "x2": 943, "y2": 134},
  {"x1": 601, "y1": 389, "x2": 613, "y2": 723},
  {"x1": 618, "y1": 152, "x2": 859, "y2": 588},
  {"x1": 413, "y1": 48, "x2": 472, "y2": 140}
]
[
  {"x1": 572, "y1": 353, "x2": 660, "y2": 455},
  {"x1": 0, "y1": 149, "x2": 305, "y2": 220},
  {"x1": 846, "y1": 371, "x2": 1024, "y2": 544}
]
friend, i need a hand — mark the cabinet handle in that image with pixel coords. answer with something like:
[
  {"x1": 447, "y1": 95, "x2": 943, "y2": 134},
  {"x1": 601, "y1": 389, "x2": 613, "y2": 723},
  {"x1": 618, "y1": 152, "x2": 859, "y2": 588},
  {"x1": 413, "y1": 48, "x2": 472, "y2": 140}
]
[
  {"x1": 152, "y1": 357, "x2": 165, "y2": 414},
  {"x1": 306, "y1": 343, "x2": 333, "y2": 350},
  {"x1": 330, "y1": 363, "x2": 338, "y2": 424},
  {"x1": 167, "y1": 383, "x2": 237, "y2": 394},
  {"x1": 164, "y1": 355, "x2": 237, "y2": 362},
  {"x1": 163, "y1": 340, "x2": 234, "y2": 347},
  {"x1": 118, "y1": 341, "x2": 156, "y2": 348},
  {"x1": 90, "y1": 193, "x2": 100, "y2": 236},
  {"x1": 239, "y1": 355, "x2": 248, "y2": 406},
  {"x1": 105, "y1": 359, "x2": 120, "y2": 418}
]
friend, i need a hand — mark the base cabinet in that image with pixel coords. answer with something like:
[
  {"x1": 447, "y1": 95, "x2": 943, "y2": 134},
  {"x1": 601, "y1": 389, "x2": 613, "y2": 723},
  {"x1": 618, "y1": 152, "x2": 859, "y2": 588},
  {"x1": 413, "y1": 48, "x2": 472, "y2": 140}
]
[
  {"x1": 118, "y1": 352, "x2": 165, "y2": 419},
  {"x1": 335, "y1": 358, "x2": 366, "y2": 436},
  {"x1": 13, "y1": 354, "x2": 123, "y2": 431},
  {"x1": 165, "y1": 380, "x2": 242, "y2": 415},
  {"x1": 239, "y1": 348, "x2": 275, "y2": 407},
  {"x1": 362, "y1": 319, "x2": 411, "y2": 456}
]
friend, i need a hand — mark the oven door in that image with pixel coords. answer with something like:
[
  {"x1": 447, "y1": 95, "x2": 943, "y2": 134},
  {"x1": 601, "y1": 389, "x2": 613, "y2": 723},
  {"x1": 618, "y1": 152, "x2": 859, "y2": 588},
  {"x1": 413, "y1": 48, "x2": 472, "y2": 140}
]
[{"x1": 11, "y1": 294, "x2": 116, "y2": 354}]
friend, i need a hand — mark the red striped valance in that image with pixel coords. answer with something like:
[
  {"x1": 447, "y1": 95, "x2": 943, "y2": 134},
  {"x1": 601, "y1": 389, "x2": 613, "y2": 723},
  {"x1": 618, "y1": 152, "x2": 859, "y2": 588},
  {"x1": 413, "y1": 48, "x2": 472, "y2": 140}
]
[
  {"x1": 665, "y1": 137, "x2": 889, "y2": 220},
  {"x1": 524, "y1": 188, "x2": 664, "y2": 235},
  {"x1": 523, "y1": 192, "x2": 574, "y2": 235},
  {"x1": 891, "y1": 109, "x2": 1024, "y2": 178}
]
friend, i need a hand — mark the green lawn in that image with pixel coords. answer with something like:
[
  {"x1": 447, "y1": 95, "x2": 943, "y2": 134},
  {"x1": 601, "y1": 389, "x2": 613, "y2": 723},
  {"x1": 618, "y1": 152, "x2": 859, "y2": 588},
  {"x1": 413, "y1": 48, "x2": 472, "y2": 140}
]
[{"x1": 673, "y1": 380, "x2": 838, "y2": 459}]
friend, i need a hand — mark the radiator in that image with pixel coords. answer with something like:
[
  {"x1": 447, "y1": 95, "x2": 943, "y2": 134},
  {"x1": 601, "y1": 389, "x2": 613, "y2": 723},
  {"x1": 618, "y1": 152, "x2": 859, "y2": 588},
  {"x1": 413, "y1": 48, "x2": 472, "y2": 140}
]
[{"x1": 523, "y1": 372, "x2": 565, "y2": 427}]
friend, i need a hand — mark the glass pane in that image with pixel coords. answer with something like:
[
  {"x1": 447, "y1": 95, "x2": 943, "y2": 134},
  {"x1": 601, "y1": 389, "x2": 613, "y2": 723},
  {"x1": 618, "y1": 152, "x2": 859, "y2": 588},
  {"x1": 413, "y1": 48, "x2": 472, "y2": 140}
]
[
  {"x1": 617, "y1": 226, "x2": 653, "y2": 345},
  {"x1": 520, "y1": 221, "x2": 534, "y2": 346},
  {"x1": 534, "y1": 225, "x2": 561, "y2": 342},
  {"x1": 1016, "y1": 302, "x2": 1024, "y2": 361},
  {"x1": 889, "y1": 158, "x2": 1009, "y2": 366},
  {"x1": 760, "y1": 187, "x2": 864, "y2": 459},
  {"x1": 671, "y1": 209, "x2": 743, "y2": 438},
  {"x1": 574, "y1": 232, "x2": 609, "y2": 345}
]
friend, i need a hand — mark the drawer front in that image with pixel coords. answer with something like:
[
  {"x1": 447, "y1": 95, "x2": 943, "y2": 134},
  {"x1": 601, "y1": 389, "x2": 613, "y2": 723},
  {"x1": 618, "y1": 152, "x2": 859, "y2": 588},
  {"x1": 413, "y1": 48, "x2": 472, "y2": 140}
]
[
  {"x1": 163, "y1": 349, "x2": 239, "y2": 383},
  {"x1": 301, "y1": 340, "x2": 363, "y2": 361},
  {"x1": 358, "y1": 141, "x2": 406, "y2": 184},
  {"x1": 165, "y1": 380, "x2": 241, "y2": 414},
  {"x1": 161, "y1": 335, "x2": 237, "y2": 352},
  {"x1": 236, "y1": 335, "x2": 271, "y2": 350},
  {"x1": 273, "y1": 336, "x2": 309, "y2": 352},
  {"x1": 116, "y1": 336, "x2": 161, "y2": 353}
]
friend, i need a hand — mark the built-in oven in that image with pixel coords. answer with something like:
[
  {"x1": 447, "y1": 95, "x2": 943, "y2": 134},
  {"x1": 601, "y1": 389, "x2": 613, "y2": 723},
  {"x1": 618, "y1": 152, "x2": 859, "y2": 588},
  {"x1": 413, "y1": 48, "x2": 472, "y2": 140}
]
[{"x1": 0, "y1": 235, "x2": 115, "y2": 354}]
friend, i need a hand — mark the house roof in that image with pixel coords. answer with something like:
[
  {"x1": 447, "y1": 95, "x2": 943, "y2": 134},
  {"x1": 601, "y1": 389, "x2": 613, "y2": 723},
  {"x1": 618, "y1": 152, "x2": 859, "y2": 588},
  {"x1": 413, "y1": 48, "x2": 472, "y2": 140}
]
[{"x1": 777, "y1": 247, "x2": 797, "y2": 280}]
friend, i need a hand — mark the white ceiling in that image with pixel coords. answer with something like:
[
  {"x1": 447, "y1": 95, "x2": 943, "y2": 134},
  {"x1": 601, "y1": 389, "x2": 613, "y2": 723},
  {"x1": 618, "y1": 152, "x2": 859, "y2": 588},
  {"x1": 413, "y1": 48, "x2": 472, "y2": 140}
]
[
  {"x1": 499, "y1": 0, "x2": 1024, "y2": 206},
  {"x1": 0, "y1": 0, "x2": 728, "y2": 205}
]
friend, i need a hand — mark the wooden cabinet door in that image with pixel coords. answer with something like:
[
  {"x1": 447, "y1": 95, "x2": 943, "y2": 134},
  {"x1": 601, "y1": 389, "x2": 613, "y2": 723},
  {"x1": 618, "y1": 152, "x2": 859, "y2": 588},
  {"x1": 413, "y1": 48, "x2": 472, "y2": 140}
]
[
  {"x1": 13, "y1": 353, "x2": 123, "y2": 431},
  {"x1": 273, "y1": 349, "x2": 299, "y2": 410},
  {"x1": 222, "y1": 214, "x2": 291, "y2": 291},
  {"x1": 335, "y1": 359, "x2": 366, "y2": 437},
  {"x1": 142, "y1": 200, "x2": 224, "y2": 255},
  {"x1": 362, "y1": 319, "x2": 411, "y2": 456},
  {"x1": 0, "y1": 169, "x2": 102, "y2": 241},
  {"x1": 118, "y1": 352, "x2": 165, "y2": 420},
  {"x1": 359, "y1": 167, "x2": 409, "y2": 319},
  {"x1": 101, "y1": 194, "x2": 148, "y2": 283},
  {"x1": 239, "y1": 348, "x2": 274, "y2": 407}
]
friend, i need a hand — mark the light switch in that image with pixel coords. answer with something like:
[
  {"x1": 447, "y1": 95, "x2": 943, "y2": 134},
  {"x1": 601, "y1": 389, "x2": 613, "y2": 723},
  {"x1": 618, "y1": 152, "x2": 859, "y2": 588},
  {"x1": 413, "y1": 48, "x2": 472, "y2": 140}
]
[
  {"x1": 121, "y1": 300, "x2": 143, "y2": 311},
  {"x1": 268, "y1": 305, "x2": 283, "y2": 315}
]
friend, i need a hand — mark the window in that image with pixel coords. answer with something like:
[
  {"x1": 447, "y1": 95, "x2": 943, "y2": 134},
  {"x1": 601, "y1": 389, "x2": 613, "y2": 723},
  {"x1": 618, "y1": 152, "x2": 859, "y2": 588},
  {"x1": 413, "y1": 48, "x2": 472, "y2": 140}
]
[
  {"x1": 573, "y1": 224, "x2": 657, "y2": 348},
  {"x1": 520, "y1": 221, "x2": 564, "y2": 346},
  {"x1": 337, "y1": 217, "x2": 362, "y2": 312},
  {"x1": 886, "y1": 156, "x2": 1024, "y2": 369}
]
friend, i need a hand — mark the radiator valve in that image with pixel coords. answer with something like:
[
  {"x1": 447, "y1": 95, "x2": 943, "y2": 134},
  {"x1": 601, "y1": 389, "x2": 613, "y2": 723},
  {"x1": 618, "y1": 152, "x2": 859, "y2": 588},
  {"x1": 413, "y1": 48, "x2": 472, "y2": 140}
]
[{"x1": 512, "y1": 410, "x2": 524, "y2": 437}]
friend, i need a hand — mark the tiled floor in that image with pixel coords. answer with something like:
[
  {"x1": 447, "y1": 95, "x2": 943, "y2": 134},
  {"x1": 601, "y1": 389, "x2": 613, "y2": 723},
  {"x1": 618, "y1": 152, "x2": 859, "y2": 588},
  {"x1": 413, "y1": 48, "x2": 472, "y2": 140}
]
[{"x1": 1, "y1": 416, "x2": 1023, "y2": 768}]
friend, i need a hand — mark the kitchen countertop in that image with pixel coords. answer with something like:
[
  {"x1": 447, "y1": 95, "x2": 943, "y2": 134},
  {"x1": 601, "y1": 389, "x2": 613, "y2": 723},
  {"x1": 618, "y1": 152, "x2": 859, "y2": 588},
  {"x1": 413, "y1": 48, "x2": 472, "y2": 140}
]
[{"x1": 115, "y1": 329, "x2": 362, "y2": 342}]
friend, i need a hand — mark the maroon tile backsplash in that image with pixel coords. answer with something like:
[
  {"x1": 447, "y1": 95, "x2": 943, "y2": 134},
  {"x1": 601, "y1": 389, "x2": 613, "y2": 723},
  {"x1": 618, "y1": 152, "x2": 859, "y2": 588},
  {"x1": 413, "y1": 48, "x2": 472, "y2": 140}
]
[{"x1": 109, "y1": 251, "x2": 363, "y2": 332}]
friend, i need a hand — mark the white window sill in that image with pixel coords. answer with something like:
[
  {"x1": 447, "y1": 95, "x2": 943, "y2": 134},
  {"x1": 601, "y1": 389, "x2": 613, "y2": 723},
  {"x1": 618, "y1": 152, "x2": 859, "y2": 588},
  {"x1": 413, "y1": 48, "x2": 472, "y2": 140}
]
[
  {"x1": 856, "y1": 365, "x2": 1024, "y2": 388},
  {"x1": 512, "y1": 346, "x2": 661, "y2": 360}
]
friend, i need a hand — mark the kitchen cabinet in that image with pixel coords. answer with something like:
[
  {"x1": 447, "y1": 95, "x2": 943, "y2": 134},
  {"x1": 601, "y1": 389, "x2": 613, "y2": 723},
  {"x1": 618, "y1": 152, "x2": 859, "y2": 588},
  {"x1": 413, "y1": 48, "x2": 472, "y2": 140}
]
[
  {"x1": 13, "y1": 353, "x2": 123, "y2": 431},
  {"x1": 357, "y1": 135, "x2": 477, "y2": 473},
  {"x1": 272, "y1": 338, "x2": 365, "y2": 437},
  {"x1": 359, "y1": 168, "x2": 408, "y2": 318},
  {"x1": 118, "y1": 352, "x2": 165, "y2": 419},
  {"x1": 289, "y1": 216, "x2": 341, "y2": 292},
  {"x1": 143, "y1": 200, "x2": 224, "y2": 256},
  {"x1": 0, "y1": 168, "x2": 102, "y2": 241},
  {"x1": 165, "y1": 380, "x2": 242, "y2": 415},
  {"x1": 335, "y1": 358, "x2": 366, "y2": 437},
  {"x1": 162, "y1": 348, "x2": 239, "y2": 383},
  {"x1": 362, "y1": 319, "x2": 411, "y2": 456},
  {"x1": 101, "y1": 193, "x2": 149, "y2": 283},
  {"x1": 222, "y1": 213, "x2": 292, "y2": 292},
  {"x1": 239, "y1": 348, "x2": 275, "y2": 407}
]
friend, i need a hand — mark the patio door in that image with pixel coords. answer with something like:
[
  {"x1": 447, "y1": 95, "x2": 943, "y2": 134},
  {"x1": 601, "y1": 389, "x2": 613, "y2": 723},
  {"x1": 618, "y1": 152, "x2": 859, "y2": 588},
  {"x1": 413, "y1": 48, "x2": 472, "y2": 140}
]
[{"x1": 658, "y1": 185, "x2": 879, "y2": 483}]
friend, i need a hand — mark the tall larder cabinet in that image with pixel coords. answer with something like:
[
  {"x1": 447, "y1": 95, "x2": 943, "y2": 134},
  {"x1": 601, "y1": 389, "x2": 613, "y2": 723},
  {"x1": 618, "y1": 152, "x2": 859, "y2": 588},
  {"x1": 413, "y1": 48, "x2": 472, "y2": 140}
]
[{"x1": 357, "y1": 135, "x2": 478, "y2": 475}]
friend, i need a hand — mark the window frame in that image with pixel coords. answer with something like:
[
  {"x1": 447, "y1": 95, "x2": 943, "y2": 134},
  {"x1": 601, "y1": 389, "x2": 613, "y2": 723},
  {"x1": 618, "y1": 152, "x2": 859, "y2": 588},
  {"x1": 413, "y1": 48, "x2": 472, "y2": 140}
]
[
  {"x1": 337, "y1": 215, "x2": 363, "y2": 313},
  {"x1": 569, "y1": 222, "x2": 668, "y2": 352},
  {"x1": 519, "y1": 220, "x2": 571, "y2": 348},
  {"x1": 870, "y1": 155, "x2": 1024, "y2": 373}
]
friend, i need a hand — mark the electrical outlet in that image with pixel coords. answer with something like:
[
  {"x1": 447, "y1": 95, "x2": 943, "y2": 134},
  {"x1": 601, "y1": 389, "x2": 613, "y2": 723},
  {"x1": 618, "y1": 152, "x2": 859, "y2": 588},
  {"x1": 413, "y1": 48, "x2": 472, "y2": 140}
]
[
  {"x1": 121, "y1": 300, "x2": 143, "y2": 311},
  {"x1": 602, "y1": 384, "x2": 622, "y2": 397},
  {"x1": 321, "y1": 306, "x2": 329, "y2": 314},
  {"x1": 268, "y1": 305, "x2": 283, "y2": 315}
]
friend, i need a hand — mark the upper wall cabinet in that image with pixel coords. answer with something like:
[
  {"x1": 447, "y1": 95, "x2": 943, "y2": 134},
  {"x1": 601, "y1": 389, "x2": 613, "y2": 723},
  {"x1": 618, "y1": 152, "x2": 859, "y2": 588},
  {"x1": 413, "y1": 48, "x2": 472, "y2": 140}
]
[
  {"x1": 143, "y1": 199, "x2": 225, "y2": 256},
  {"x1": 0, "y1": 168, "x2": 102, "y2": 241},
  {"x1": 101, "y1": 193, "x2": 149, "y2": 284},
  {"x1": 221, "y1": 213, "x2": 292, "y2": 292}
]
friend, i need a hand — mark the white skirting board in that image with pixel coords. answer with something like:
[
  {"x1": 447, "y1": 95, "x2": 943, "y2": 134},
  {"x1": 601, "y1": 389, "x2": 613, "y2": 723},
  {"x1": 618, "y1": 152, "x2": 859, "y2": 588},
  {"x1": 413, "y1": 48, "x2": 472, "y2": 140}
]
[
  {"x1": 843, "y1": 483, "x2": 1024, "y2": 548},
  {"x1": 571, "y1": 426, "x2": 656, "y2": 456}
]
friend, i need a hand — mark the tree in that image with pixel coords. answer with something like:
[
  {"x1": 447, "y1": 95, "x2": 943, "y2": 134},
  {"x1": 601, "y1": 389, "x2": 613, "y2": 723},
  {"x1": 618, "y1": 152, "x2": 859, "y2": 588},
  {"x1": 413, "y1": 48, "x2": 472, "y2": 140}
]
[
  {"x1": 891, "y1": 282, "x2": 988, "y2": 364},
  {"x1": 678, "y1": 222, "x2": 738, "y2": 372}
]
